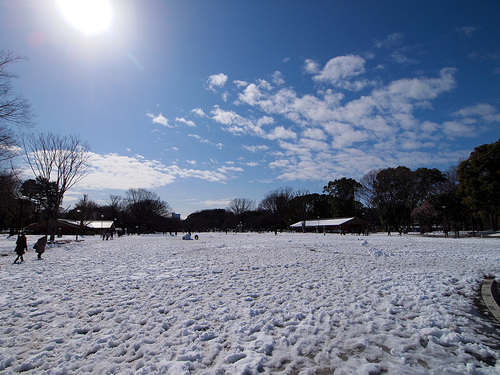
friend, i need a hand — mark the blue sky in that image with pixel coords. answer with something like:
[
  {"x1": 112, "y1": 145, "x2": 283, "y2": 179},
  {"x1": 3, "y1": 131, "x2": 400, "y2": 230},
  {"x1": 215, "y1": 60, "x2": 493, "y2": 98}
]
[{"x1": 2, "y1": 0, "x2": 499, "y2": 218}]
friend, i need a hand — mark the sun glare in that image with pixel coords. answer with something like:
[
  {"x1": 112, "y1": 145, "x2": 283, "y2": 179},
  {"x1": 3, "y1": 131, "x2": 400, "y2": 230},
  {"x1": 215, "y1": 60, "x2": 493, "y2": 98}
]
[{"x1": 56, "y1": 0, "x2": 113, "y2": 35}]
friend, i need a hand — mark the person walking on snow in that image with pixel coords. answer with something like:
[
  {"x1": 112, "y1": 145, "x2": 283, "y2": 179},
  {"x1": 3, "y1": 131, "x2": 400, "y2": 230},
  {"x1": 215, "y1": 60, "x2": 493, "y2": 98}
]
[
  {"x1": 34, "y1": 236, "x2": 47, "y2": 259},
  {"x1": 13, "y1": 233, "x2": 28, "y2": 264}
]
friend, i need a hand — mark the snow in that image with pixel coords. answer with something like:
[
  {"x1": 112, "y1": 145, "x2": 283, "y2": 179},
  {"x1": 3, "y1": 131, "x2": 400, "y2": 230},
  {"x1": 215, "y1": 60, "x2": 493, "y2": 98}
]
[{"x1": 0, "y1": 232, "x2": 499, "y2": 374}]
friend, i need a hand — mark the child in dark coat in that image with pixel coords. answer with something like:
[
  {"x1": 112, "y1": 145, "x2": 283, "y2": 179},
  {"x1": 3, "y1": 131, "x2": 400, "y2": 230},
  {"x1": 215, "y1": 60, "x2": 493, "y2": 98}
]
[
  {"x1": 34, "y1": 236, "x2": 47, "y2": 259},
  {"x1": 13, "y1": 233, "x2": 28, "y2": 264}
]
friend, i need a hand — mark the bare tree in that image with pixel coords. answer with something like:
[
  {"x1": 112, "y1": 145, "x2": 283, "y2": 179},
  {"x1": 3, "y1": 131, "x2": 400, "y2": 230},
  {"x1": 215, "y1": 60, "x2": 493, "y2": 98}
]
[
  {"x1": 107, "y1": 194, "x2": 122, "y2": 210},
  {"x1": 125, "y1": 188, "x2": 167, "y2": 208},
  {"x1": 0, "y1": 51, "x2": 32, "y2": 126},
  {"x1": 227, "y1": 198, "x2": 256, "y2": 215},
  {"x1": 72, "y1": 194, "x2": 98, "y2": 239},
  {"x1": 105, "y1": 194, "x2": 123, "y2": 221},
  {"x1": 124, "y1": 188, "x2": 171, "y2": 233},
  {"x1": 259, "y1": 186, "x2": 295, "y2": 229},
  {"x1": 23, "y1": 133, "x2": 91, "y2": 240},
  {"x1": 288, "y1": 190, "x2": 313, "y2": 231},
  {"x1": 74, "y1": 194, "x2": 98, "y2": 221},
  {"x1": 359, "y1": 169, "x2": 379, "y2": 209},
  {"x1": 0, "y1": 50, "x2": 33, "y2": 166},
  {"x1": 0, "y1": 126, "x2": 18, "y2": 165}
]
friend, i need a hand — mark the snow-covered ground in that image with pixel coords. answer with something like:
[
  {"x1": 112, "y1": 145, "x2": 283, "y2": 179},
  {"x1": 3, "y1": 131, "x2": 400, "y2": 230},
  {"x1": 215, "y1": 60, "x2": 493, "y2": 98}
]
[{"x1": 0, "y1": 232, "x2": 499, "y2": 374}]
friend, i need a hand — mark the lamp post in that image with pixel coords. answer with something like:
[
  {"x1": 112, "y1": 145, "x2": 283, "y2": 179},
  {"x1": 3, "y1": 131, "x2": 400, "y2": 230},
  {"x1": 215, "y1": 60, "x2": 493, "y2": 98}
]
[
  {"x1": 101, "y1": 214, "x2": 104, "y2": 239},
  {"x1": 76, "y1": 209, "x2": 81, "y2": 241}
]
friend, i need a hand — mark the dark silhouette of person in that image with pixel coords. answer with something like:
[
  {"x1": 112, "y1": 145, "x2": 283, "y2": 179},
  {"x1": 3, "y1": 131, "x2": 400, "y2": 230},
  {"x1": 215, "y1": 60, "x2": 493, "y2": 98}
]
[
  {"x1": 13, "y1": 233, "x2": 28, "y2": 264},
  {"x1": 34, "y1": 236, "x2": 47, "y2": 259}
]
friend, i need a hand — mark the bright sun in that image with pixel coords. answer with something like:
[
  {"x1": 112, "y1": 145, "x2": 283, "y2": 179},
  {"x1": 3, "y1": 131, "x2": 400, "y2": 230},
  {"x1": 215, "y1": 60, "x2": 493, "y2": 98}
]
[{"x1": 56, "y1": 0, "x2": 113, "y2": 35}]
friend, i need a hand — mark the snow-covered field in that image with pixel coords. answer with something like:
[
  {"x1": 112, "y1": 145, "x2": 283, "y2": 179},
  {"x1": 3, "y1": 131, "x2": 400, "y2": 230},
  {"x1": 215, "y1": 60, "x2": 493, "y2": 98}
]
[{"x1": 0, "y1": 232, "x2": 499, "y2": 374}]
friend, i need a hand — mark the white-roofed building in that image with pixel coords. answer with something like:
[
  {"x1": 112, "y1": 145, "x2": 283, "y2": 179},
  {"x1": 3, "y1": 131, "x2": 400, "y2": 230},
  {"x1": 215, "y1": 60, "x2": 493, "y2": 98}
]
[
  {"x1": 26, "y1": 219, "x2": 116, "y2": 237},
  {"x1": 85, "y1": 220, "x2": 116, "y2": 233},
  {"x1": 290, "y1": 217, "x2": 369, "y2": 234}
]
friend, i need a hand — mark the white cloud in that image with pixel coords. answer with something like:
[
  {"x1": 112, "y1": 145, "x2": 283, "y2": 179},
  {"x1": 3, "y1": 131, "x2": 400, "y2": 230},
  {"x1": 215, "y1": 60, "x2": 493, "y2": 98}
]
[
  {"x1": 75, "y1": 152, "x2": 239, "y2": 192},
  {"x1": 278, "y1": 159, "x2": 324, "y2": 181},
  {"x1": 304, "y1": 59, "x2": 319, "y2": 74},
  {"x1": 188, "y1": 133, "x2": 224, "y2": 149},
  {"x1": 257, "y1": 116, "x2": 274, "y2": 126},
  {"x1": 242, "y1": 145, "x2": 269, "y2": 153},
  {"x1": 199, "y1": 198, "x2": 232, "y2": 208},
  {"x1": 421, "y1": 121, "x2": 439, "y2": 135},
  {"x1": 211, "y1": 106, "x2": 241, "y2": 126},
  {"x1": 439, "y1": 103, "x2": 500, "y2": 139},
  {"x1": 269, "y1": 158, "x2": 292, "y2": 169},
  {"x1": 380, "y1": 68, "x2": 456, "y2": 101},
  {"x1": 211, "y1": 106, "x2": 266, "y2": 137},
  {"x1": 165, "y1": 54, "x2": 494, "y2": 185},
  {"x1": 291, "y1": 93, "x2": 338, "y2": 123},
  {"x1": 217, "y1": 165, "x2": 243, "y2": 173},
  {"x1": 234, "y1": 80, "x2": 248, "y2": 88},
  {"x1": 237, "y1": 82, "x2": 346, "y2": 126},
  {"x1": 457, "y1": 26, "x2": 479, "y2": 38},
  {"x1": 77, "y1": 154, "x2": 173, "y2": 190},
  {"x1": 322, "y1": 121, "x2": 369, "y2": 149},
  {"x1": 146, "y1": 112, "x2": 172, "y2": 127},
  {"x1": 175, "y1": 117, "x2": 196, "y2": 127},
  {"x1": 238, "y1": 83, "x2": 263, "y2": 106},
  {"x1": 269, "y1": 142, "x2": 466, "y2": 183},
  {"x1": 374, "y1": 33, "x2": 419, "y2": 65},
  {"x1": 272, "y1": 71, "x2": 285, "y2": 86},
  {"x1": 443, "y1": 119, "x2": 478, "y2": 138},
  {"x1": 191, "y1": 108, "x2": 207, "y2": 117},
  {"x1": 207, "y1": 73, "x2": 228, "y2": 91},
  {"x1": 375, "y1": 33, "x2": 404, "y2": 49},
  {"x1": 307, "y1": 55, "x2": 367, "y2": 90},
  {"x1": 174, "y1": 167, "x2": 229, "y2": 182},
  {"x1": 302, "y1": 128, "x2": 327, "y2": 140},
  {"x1": 266, "y1": 126, "x2": 297, "y2": 140},
  {"x1": 223, "y1": 62, "x2": 469, "y2": 181},
  {"x1": 236, "y1": 80, "x2": 272, "y2": 106},
  {"x1": 391, "y1": 51, "x2": 419, "y2": 65},
  {"x1": 299, "y1": 138, "x2": 329, "y2": 152},
  {"x1": 453, "y1": 103, "x2": 500, "y2": 123}
]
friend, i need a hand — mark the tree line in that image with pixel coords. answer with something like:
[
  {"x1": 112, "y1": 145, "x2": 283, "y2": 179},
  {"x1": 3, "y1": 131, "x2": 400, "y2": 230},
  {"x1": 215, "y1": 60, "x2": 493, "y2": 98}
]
[
  {"x1": 3, "y1": 139, "x2": 497, "y2": 236},
  {"x1": 1, "y1": 49, "x2": 498, "y2": 236},
  {"x1": 185, "y1": 142, "x2": 499, "y2": 234}
]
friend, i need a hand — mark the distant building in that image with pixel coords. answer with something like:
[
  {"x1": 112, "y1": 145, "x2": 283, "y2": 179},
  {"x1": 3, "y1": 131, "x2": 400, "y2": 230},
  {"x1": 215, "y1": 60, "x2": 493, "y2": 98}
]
[
  {"x1": 27, "y1": 219, "x2": 115, "y2": 236},
  {"x1": 27, "y1": 219, "x2": 79, "y2": 236},
  {"x1": 290, "y1": 217, "x2": 369, "y2": 234},
  {"x1": 172, "y1": 213, "x2": 181, "y2": 220},
  {"x1": 85, "y1": 220, "x2": 116, "y2": 235}
]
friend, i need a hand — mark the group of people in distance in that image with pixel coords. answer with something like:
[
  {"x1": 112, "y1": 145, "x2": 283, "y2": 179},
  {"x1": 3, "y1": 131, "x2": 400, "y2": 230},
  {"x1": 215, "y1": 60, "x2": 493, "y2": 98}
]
[{"x1": 13, "y1": 233, "x2": 47, "y2": 264}]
